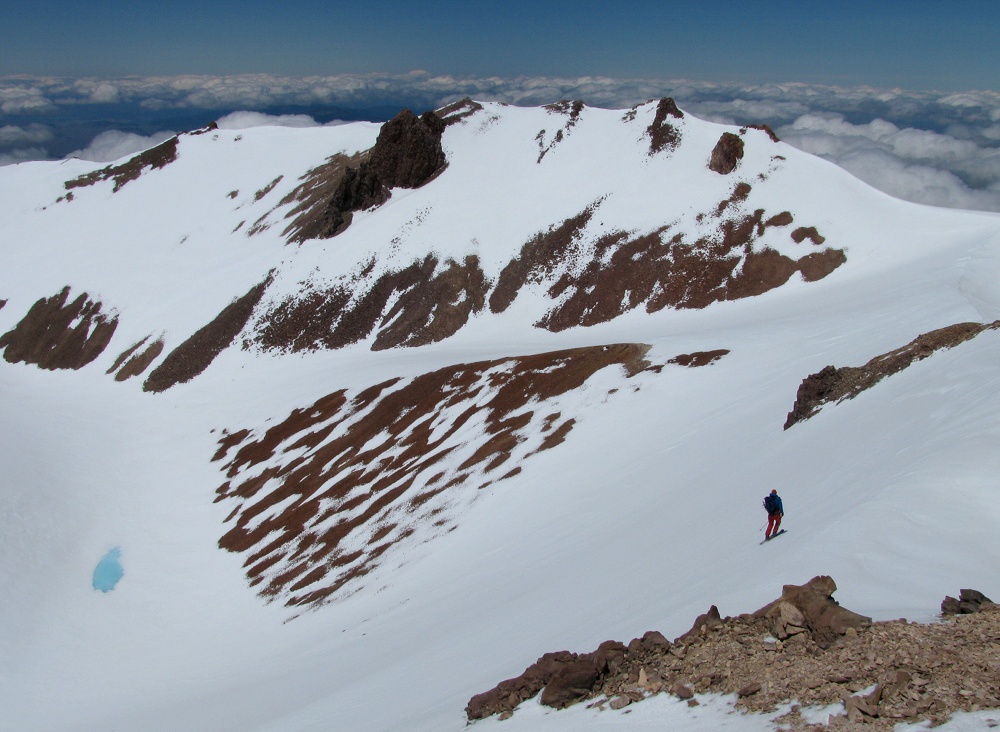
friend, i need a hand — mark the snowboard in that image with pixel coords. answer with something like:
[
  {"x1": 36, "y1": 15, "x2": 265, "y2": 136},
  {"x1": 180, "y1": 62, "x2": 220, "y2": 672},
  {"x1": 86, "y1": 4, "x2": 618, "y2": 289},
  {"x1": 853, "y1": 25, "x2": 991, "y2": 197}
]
[{"x1": 760, "y1": 529, "x2": 786, "y2": 545}]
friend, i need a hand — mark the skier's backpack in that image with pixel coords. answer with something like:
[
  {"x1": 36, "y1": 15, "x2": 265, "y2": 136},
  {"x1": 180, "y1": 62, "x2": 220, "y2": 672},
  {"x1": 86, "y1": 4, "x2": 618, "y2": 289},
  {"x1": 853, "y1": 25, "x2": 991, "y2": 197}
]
[{"x1": 763, "y1": 494, "x2": 778, "y2": 514}]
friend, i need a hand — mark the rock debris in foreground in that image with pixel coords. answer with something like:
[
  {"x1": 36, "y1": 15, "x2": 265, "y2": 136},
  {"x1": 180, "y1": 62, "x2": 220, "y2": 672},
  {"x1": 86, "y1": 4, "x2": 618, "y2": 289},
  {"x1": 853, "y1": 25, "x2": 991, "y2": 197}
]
[{"x1": 466, "y1": 577, "x2": 1000, "y2": 731}]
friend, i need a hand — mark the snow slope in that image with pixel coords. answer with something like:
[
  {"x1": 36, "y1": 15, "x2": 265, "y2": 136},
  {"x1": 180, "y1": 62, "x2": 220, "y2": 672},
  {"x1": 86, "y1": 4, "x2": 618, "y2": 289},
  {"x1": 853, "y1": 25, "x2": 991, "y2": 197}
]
[{"x1": 1, "y1": 100, "x2": 999, "y2": 731}]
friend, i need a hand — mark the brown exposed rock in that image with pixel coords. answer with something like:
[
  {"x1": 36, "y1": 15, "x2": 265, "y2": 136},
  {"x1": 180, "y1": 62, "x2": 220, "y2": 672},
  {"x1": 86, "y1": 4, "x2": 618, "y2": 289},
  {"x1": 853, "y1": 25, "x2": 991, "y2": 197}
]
[
  {"x1": 437, "y1": 97, "x2": 484, "y2": 126},
  {"x1": 709, "y1": 132, "x2": 745, "y2": 175},
  {"x1": 280, "y1": 151, "x2": 368, "y2": 243},
  {"x1": 468, "y1": 579, "x2": 1000, "y2": 729},
  {"x1": 540, "y1": 659, "x2": 600, "y2": 709},
  {"x1": 143, "y1": 275, "x2": 272, "y2": 393},
  {"x1": 765, "y1": 211, "x2": 794, "y2": 227},
  {"x1": 785, "y1": 320, "x2": 1000, "y2": 429},
  {"x1": 253, "y1": 255, "x2": 489, "y2": 353},
  {"x1": 667, "y1": 350, "x2": 729, "y2": 367},
  {"x1": 490, "y1": 206, "x2": 596, "y2": 314},
  {"x1": 214, "y1": 343, "x2": 653, "y2": 608},
  {"x1": 942, "y1": 589, "x2": 994, "y2": 615},
  {"x1": 254, "y1": 175, "x2": 283, "y2": 201},
  {"x1": 747, "y1": 123, "x2": 780, "y2": 142},
  {"x1": 65, "y1": 136, "x2": 179, "y2": 192},
  {"x1": 107, "y1": 336, "x2": 165, "y2": 381},
  {"x1": 368, "y1": 108, "x2": 447, "y2": 189},
  {"x1": 466, "y1": 651, "x2": 583, "y2": 720},
  {"x1": 536, "y1": 101, "x2": 586, "y2": 162},
  {"x1": 373, "y1": 255, "x2": 489, "y2": 350},
  {"x1": 677, "y1": 605, "x2": 724, "y2": 642},
  {"x1": 791, "y1": 226, "x2": 826, "y2": 245},
  {"x1": 0, "y1": 287, "x2": 118, "y2": 370},
  {"x1": 509, "y1": 196, "x2": 843, "y2": 332},
  {"x1": 647, "y1": 97, "x2": 684, "y2": 155},
  {"x1": 753, "y1": 576, "x2": 870, "y2": 648},
  {"x1": 279, "y1": 108, "x2": 447, "y2": 243}
]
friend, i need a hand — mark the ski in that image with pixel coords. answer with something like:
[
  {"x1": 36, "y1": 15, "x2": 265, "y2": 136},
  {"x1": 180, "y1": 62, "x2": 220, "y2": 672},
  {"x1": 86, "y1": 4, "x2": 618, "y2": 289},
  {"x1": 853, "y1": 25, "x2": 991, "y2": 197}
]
[{"x1": 759, "y1": 529, "x2": 786, "y2": 545}]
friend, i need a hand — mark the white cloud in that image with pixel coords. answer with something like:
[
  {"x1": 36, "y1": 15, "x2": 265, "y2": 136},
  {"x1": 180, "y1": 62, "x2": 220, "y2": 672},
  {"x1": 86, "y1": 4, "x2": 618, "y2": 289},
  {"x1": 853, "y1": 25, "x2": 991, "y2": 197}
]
[
  {"x1": 215, "y1": 111, "x2": 321, "y2": 129},
  {"x1": 66, "y1": 129, "x2": 176, "y2": 163},
  {"x1": 0, "y1": 85, "x2": 55, "y2": 114},
  {"x1": 0, "y1": 123, "x2": 53, "y2": 146},
  {"x1": 778, "y1": 113, "x2": 1000, "y2": 212},
  {"x1": 5, "y1": 73, "x2": 1000, "y2": 211},
  {"x1": 0, "y1": 147, "x2": 49, "y2": 166}
]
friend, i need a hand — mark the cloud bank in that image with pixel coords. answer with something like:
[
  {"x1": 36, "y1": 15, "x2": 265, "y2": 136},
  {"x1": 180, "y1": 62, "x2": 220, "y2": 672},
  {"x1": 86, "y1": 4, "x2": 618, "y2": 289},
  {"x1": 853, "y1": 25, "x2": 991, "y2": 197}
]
[
  {"x1": 67, "y1": 129, "x2": 176, "y2": 163},
  {"x1": 2, "y1": 73, "x2": 1000, "y2": 212}
]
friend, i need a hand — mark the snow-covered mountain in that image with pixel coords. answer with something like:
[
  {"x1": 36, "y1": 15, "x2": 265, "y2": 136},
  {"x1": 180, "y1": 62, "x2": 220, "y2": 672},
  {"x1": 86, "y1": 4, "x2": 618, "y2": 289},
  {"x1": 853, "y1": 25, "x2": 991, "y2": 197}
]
[{"x1": 1, "y1": 97, "x2": 999, "y2": 731}]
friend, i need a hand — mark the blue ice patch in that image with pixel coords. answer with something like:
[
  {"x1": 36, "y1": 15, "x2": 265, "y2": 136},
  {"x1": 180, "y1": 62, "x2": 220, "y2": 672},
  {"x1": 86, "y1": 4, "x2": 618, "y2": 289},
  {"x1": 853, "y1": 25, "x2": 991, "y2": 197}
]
[{"x1": 93, "y1": 548, "x2": 124, "y2": 592}]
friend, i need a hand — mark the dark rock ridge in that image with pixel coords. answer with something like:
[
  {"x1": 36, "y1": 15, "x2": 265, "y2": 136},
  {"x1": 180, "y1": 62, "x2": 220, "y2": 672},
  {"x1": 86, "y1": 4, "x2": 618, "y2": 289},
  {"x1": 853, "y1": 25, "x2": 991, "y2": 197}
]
[
  {"x1": 253, "y1": 255, "x2": 489, "y2": 352},
  {"x1": 143, "y1": 275, "x2": 272, "y2": 393},
  {"x1": 666, "y1": 350, "x2": 729, "y2": 367},
  {"x1": 784, "y1": 320, "x2": 1000, "y2": 429},
  {"x1": 279, "y1": 109, "x2": 447, "y2": 243},
  {"x1": 646, "y1": 97, "x2": 684, "y2": 155},
  {"x1": 436, "y1": 97, "x2": 485, "y2": 126},
  {"x1": 492, "y1": 187, "x2": 843, "y2": 331},
  {"x1": 537, "y1": 100, "x2": 585, "y2": 162},
  {"x1": 467, "y1": 576, "x2": 870, "y2": 720},
  {"x1": 213, "y1": 344, "x2": 653, "y2": 608},
  {"x1": 0, "y1": 286, "x2": 117, "y2": 370},
  {"x1": 467, "y1": 578, "x2": 1000, "y2": 730},
  {"x1": 743, "y1": 123, "x2": 781, "y2": 143},
  {"x1": 65, "y1": 134, "x2": 183, "y2": 193},
  {"x1": 941, "y1": 588, "x2": 994, "y2": 615},
  {"x1": 709, "y1": 132, "x2": 745, "y2": 174},
  {"x1": 260, "y1": 185, "x2": 842, "y2": 355}
]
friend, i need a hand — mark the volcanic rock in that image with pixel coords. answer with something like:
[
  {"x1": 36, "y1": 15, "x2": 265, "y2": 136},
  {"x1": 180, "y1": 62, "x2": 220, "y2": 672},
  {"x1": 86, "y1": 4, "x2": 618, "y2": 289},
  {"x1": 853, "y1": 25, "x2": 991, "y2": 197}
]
[{"x1": 709, "y1": 132, "x2": 745, "y2": 174}]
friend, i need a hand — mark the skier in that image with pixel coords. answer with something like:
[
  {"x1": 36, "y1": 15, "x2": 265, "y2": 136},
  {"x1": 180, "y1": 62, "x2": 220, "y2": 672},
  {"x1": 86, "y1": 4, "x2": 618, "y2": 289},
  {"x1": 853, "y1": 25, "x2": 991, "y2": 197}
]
[{"x1": 763, "y1": 489, "x2": 784, "y2": 540}]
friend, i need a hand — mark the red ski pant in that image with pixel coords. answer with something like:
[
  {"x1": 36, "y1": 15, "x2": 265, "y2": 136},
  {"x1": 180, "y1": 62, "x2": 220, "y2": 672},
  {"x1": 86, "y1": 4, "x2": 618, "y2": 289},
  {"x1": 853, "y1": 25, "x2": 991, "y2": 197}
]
[{"x1": 766, "y1": 512, "x2": 782, "y2": 537}]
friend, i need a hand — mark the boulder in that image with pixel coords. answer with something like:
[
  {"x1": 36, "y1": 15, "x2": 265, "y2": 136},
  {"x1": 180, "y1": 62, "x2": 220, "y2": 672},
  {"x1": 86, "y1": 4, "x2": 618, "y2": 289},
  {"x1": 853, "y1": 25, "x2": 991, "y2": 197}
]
[
  {"x1": 540, "y1": 658, "x2": 600, "y2": 709},
  {"x1": 709, "y1": 132, "x2": 744, "y2": 174},
  {"x1": 676, "y1": 605, "x2": 723, "y2": 642},
  {"x1": 754, "y1": 576, "x2": 870, "y2": 648},
  {"x1": 465, "y1": 650, "x2": 579, "y2": 720},
  {"x1": 942, "y1": 589, "x2": 994, "y2": 615}
]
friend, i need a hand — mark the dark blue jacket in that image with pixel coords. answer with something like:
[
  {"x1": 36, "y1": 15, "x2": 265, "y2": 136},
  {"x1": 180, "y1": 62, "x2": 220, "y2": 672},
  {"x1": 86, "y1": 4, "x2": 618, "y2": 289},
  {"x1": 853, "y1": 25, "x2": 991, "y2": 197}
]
[{"x1": 764, "y1": 494, "x2": 783, "y2": 515}]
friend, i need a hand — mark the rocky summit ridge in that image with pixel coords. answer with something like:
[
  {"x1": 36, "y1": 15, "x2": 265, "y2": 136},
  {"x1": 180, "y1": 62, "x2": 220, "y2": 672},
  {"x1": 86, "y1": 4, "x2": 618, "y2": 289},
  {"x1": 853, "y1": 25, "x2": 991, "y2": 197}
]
[{"x1": 467, "y1": 578, "x2": 1000, "y2": 730}]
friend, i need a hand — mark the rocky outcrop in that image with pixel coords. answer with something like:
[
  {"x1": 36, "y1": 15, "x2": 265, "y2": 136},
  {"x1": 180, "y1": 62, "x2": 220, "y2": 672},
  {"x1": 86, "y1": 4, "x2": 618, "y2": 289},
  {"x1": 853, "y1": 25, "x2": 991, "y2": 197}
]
[
  {"x1": 745, "y1": 123, "x2": 780, "y2": 142},
  {"x1": 143, "y1": 276, "x2": 272, "y2": 392},
  {"x1": 0, "y1": 287, "x2": 117, "y2": 370},
  {"x1": 752, "y1": 575, "x2": 871, "y2": 649},
  {"x1": 646, "y1": 97, "x2": 684, "y2": 155},
  {"x1": 709, "y1": 132, "x2": 745, "y2": 174},
  {"x1": 785, "y1": 320, "x2": 1000, "y2": 429},
  {"x1": 491, "y1": 191, "x2": 845, "y2": 332},
  {"x1": 466, "y1": 579, "x2": 1000, "y2": 730},
  {"x1": 466, "y1": 651, "x2": 594, "y2": 720},
  {"x1": 253, "y1": 254, "x2": 489, "y2": 352},
  {"x1": 437, "y1": 97, "x2": 484, "y2": 126},
  {"x1": 367, "y1": 108, "x2": 447, "y2": 188},
  {"x1": 279, "y1": 109, "x2": 447, "y2": 242},
  {"x1": 941, "y1": 588, "x2": 994, "y2": 615}
]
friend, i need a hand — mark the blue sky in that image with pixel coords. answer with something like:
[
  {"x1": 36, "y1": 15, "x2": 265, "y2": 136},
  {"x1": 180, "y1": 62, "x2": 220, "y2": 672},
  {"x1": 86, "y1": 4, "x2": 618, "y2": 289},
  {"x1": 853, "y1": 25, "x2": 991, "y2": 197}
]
[{"x1": 3, "y1": 0, "x2": 999, "y2": 90}]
